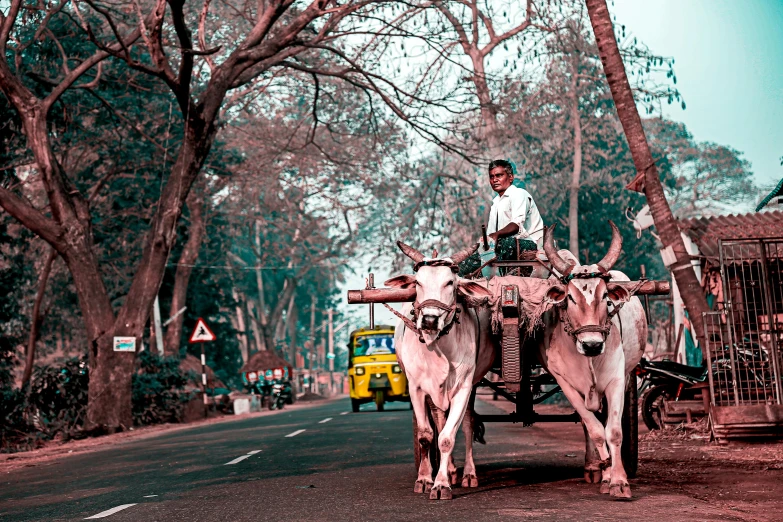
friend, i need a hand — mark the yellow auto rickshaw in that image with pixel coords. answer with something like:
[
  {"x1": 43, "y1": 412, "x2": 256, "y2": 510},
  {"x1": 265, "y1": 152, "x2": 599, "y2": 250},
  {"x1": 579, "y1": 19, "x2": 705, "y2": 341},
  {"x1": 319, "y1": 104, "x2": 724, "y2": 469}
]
[{"x1": 347, "y1": 325, "x2": 410, "y2": 412}]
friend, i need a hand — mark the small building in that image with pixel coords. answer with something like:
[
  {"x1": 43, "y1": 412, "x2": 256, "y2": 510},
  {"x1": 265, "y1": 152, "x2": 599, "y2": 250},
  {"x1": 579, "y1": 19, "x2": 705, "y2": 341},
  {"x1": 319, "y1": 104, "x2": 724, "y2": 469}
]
[
  {"x1": 676, "y1": 209, "x2": 783, "y2": 440},
  {"x1": 239, "y1": 350, "x2": 294, "y2": 387}
]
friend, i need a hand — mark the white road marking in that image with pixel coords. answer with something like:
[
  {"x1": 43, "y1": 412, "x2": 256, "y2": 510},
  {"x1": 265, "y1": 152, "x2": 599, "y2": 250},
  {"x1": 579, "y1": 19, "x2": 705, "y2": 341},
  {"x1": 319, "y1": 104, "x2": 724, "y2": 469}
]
[
  {"x1": 340, "y1": 412, "x2": 349, "y2": 415},
  {"x1": 224, "y1": 455, "x2": 251, "y2": 465},
  {"x1": 225, "y1": 449, "x2": 262, "y2": 465},
  {"x1": 285, "y1": 429, "x2": 306, "y2": 438},
  {"x1": 85, "y1": 504, "x2": 137, "y2": 519},
  {"x1": 143, "y1": 495, "x2": 158, "y2": 498},
  {"x1": 318, "y1": 418, "x2": 332, "y2": 424}
]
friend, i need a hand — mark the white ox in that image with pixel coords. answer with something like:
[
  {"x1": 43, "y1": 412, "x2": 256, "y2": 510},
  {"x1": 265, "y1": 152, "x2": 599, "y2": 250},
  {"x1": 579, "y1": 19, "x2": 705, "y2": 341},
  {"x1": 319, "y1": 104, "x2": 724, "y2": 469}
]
[
  {"x1": 385, "y1": 241, "x2": 494, "y2": 500},
  {"x1": 539, "y1": 222, "x2": 647, "y2": 499}
]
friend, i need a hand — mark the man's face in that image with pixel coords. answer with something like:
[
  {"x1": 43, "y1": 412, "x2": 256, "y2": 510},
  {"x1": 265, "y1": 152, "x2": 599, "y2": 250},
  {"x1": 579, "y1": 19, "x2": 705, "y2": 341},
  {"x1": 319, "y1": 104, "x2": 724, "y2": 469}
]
[{"x1": 489, "y1": 166, "x2": 513, "y2": 194}]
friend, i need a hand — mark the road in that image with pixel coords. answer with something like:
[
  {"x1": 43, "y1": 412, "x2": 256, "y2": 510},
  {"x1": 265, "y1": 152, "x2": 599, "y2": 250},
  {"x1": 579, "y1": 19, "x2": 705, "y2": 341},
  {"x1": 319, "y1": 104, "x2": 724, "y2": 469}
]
[{"x1": 2, "y1": 396, "x2": 782, "y2": 521}]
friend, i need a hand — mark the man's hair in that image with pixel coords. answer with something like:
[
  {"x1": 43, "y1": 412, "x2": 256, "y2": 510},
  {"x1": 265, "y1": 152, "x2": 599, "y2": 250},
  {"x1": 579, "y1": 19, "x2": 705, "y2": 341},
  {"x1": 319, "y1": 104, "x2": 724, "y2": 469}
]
[{"x1": 488, "y1": 159, "x2": 513, "y2": 177}]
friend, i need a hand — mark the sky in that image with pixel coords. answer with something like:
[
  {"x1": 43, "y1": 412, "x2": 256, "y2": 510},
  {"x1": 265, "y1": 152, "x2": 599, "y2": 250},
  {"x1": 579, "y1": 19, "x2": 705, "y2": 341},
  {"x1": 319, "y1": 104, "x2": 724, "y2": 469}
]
[
  {"x1": 343, "y1": 0, "x2": 783, "y2": 327},
  {"x1": 613, "y1": 0, "x2": 783, "y2": 187}
]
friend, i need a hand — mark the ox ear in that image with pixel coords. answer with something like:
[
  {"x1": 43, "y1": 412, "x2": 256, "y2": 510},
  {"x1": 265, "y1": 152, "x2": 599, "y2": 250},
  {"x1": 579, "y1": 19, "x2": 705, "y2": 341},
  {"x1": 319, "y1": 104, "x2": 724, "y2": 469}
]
[
  {"x1": 384, "y1": 274, "x2": 416, "y2": 289},
  {"x1": 545, "y1": 283, "x2": 567, "y2": 304},
  {"x1": 606, "y1": 283, "x2": 631, "y2": 304},
  {"x1": 457, "y1": 280, "x2": 492, "y2": 299}
]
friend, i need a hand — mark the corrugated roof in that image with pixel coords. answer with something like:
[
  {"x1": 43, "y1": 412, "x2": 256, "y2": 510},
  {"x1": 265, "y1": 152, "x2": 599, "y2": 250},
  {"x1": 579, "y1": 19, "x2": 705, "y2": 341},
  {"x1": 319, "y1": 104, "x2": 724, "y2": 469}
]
[
  {"x1": 679, "y1": 210, "x2": 783, "y2": 259},
  {"x1": 239, "y1": 350, "x2": 293, "y2": 374},
  {"x1": 756, "y1": 177, "x2": 783, "y2": 211}
]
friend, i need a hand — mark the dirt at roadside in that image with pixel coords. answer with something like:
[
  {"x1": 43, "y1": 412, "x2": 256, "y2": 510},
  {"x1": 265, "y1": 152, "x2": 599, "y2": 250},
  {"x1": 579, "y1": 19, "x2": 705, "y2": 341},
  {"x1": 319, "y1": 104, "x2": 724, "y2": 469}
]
[{"x1": 477, "y1": 394, "x2": 783, "y2": 521}]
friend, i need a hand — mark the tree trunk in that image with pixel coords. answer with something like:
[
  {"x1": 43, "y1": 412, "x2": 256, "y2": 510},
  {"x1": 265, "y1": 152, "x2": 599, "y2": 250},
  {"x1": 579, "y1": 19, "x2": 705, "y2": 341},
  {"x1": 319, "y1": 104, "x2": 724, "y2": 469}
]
[
  {"x1": 164, "y1": 181, "x2": 207, "y2": 355},
  {"x1": 19, "y1": 113, "x2": 128, "y2": 432},
  {"x1": 90, "y1": 110, "x2": 218, "y2": 431},
  {"x1": 285, "y1": 294, "x2": 298, "y2": 364},
  {"x1": 585, "y1": 0, "x2": 708, "y2": 345},
  {"x1": 471, "y1": 55, "x2": 501, "y2": 160},
  {"x1": 248, "y1": 300, "x2": 264, "y2": 353},
  {"x1": 254, "y1": 220, "x2": 269, "y2": 328},
  {"x1": 22, "y1": 247, "x2": 57, "y2": 386},
  {"x1": 232, "y1": 290, "x2": 249, "y2": 363},
  {"x1": 568, "y1": 70, "x2": 583, "y2": 255},
  {"x1": 261, "y1": 278, "x2": 298, "y2": 357},
  {"x1": 308, "y1": 294, "x2": 316, "y2": 371}
]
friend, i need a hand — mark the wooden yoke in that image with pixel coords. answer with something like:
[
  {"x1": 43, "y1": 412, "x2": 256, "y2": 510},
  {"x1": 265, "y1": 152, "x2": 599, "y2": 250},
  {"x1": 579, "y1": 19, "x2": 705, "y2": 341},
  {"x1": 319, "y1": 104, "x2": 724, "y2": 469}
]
[{"x1": 347, "y1": 280, "x2": 670, "y2": 304}]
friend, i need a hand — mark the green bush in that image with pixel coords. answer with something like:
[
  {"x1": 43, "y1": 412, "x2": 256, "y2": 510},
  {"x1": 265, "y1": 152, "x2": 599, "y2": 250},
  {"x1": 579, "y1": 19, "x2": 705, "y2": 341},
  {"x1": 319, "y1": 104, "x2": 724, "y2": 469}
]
[
  {"x1": 132, "y1": 351, "x2": 194, "y2": 426},
  {"x1": 28, "y1": 357, "x2": 89, "y2": 438},
  {"x1": 2, "y1": 352, "x2": 195, "y2": 452},
  {"x1": 1, "y1": 356, "x2": 89, "y2": 452}
]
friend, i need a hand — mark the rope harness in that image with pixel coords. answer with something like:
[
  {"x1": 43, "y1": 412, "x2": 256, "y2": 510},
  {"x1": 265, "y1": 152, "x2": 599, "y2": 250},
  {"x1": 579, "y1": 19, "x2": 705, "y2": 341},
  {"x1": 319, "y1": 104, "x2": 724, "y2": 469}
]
[
  {"x1": 555, "y1": 268, "x2": 645, "y2": 342},
  {"x1": 384, "y1": 258, "x2": 464, "y2": 343}
]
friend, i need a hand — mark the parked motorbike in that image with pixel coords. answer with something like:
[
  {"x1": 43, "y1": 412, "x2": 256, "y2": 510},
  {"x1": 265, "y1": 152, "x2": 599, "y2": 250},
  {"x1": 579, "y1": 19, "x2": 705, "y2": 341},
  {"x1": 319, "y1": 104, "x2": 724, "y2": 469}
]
[
  {"x1": 268, "y1": 380, "x2": 293, "y2": 410},
  {"x1": 637, "y1": 358, "x2": 708, "y2": 430},
  {"x1": 638, "y1": 341, "x2": 771, "y2": 430}
]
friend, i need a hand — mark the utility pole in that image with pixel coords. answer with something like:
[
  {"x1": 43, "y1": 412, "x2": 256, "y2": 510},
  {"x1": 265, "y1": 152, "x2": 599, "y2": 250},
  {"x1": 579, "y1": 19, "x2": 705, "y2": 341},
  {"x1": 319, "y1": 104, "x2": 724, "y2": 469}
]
[
  {"x1": 309, "y1": 295, "x2": 316, "y2": 392},
  {"x1": 328, "y1": 309, "x2": 334, "y2": 372},
  {"x1": 328, "y1": 309, "x2": 334, "y2": 394},
  {"x1": 152, "y1": 296, "x2": 164, "y2": 356}
]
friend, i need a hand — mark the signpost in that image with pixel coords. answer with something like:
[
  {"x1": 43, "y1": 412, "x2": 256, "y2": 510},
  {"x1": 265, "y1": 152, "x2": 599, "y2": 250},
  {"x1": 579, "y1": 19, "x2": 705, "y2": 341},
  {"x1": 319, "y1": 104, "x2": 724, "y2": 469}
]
[{"x1": 189, "y1": 318, "x2": 216, "y2": 418}]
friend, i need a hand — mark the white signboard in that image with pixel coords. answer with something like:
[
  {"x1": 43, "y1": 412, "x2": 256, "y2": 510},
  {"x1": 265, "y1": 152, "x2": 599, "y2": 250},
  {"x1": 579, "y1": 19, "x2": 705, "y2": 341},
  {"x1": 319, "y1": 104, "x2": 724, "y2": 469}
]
[{"x1": 113, "y1": 336, "x2": 136, "y2": 352}]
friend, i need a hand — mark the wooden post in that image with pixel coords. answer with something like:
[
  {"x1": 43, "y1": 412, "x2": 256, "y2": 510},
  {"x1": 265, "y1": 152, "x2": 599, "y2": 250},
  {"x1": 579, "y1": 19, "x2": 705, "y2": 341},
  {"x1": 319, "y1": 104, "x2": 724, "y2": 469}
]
[
  {"x1": 347, "y1": 280, "x2": 671, "y2": 304},
  {"x1": 201, "y1": 344, "x2": 208, "y2": 418},
  {"x1": 640, "y1": 265, "x2": 651, "y2": 325},
  {"x1": 367, "y1": 274, "x2": 375, "y2": 329}
]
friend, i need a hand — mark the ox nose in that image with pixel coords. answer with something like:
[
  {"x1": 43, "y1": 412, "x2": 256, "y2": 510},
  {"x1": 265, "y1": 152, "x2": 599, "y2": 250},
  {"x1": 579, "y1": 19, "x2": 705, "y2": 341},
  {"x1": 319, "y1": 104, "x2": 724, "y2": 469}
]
[
  {"x1": 421, "y1": 314, "x2": 439, "y2": 331},
  {"x1": 581, "y1": 341, "x2": 604, "y2": 356}
]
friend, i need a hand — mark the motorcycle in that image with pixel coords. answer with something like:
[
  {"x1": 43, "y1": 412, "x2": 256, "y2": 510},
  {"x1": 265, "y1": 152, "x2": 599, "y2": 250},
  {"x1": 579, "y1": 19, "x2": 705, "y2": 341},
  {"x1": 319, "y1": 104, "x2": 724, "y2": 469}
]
[
  {"x1": 268, "y1": 380, "x2": 293, "y2": 410},
  {"x1": 637, "y1": 340, "x2": 772, "y2": 430},
  {"x1": 637, "y1": 358, "x2": 708, "y2": 430}
]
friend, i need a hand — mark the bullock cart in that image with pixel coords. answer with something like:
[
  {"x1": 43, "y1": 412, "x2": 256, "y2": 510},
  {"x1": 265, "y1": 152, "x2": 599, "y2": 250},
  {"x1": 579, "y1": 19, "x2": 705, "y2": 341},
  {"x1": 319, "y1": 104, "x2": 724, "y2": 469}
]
[{"x1": 347, "y1": 258, "x2": 670, "y2": 480}]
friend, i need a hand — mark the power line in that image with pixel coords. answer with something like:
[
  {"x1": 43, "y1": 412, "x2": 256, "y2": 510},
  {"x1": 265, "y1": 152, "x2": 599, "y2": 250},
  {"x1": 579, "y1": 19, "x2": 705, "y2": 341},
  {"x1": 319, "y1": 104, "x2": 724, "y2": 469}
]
[{"x1": 166, "y1": 263, "x2": 335, "y2": 271}]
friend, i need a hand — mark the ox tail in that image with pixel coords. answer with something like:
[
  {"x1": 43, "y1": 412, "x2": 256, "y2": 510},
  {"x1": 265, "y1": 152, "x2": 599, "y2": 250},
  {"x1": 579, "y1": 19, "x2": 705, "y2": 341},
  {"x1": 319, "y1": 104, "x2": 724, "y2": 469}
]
[{"x1": 474, "y1": 417, "x2": 486, "y2": 444}]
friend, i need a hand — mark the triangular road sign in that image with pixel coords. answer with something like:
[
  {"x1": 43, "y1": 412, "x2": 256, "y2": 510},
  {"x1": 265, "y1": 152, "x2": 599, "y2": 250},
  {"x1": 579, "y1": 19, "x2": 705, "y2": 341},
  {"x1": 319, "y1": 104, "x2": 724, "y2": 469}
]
[{"x1": 189, "y1": 318, "x2": 216, "y2": 343}]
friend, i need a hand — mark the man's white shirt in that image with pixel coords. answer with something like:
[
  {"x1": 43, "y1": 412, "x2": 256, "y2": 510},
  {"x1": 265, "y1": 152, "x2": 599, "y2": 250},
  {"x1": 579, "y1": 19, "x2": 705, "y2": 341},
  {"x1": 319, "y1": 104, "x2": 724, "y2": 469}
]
[{"x1": 487, "y1": 185, "x2": 544, "y2": 246}]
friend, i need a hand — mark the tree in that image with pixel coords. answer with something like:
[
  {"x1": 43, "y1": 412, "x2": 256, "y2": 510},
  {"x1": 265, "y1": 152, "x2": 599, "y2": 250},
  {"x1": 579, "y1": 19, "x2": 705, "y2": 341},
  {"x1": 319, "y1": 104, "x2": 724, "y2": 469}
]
[
  {"x1": 644, "y1": 118, "x2": 756, "y2": 218},
  {"x1": 584, "y1": 0, "x2": 709, "y2": 345},
  {"x1": 428, "y1": 0, "x2": 556, "y2": 159},
  {"x1": 0, "y1": 0, "x2": 445, "y2": 432}
]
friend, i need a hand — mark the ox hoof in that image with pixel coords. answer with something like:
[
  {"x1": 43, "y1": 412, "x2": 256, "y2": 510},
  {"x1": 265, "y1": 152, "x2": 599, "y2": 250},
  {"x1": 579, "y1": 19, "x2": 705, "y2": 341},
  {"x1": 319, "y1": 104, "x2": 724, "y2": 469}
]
[
  {"x1": 584, "y1": 468, "x2": 602, "y2": 484},
  {"x1": 449, "y1": 470, "x2": 459, "y2": 486},
  {"x1": 610, "y1": 482, "x2": 632, "y2": 500},
  {"x1": 414, "y1": 480, "x2": 433, "y2": 494},
  {"x1": 429, "y1": 485, "x2": 453, "y2": 500},
  {"x1": 461, "y1": 474, "x2": 479, "y2": 488},
  {"x1": 599, "y1": 480, "x2": 611, "y2": 494}
]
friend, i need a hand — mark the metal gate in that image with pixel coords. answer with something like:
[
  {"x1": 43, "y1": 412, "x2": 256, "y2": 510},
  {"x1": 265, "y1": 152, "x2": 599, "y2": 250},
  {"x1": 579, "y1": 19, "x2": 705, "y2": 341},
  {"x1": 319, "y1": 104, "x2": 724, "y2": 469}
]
[{"x1": 702, "y1": 238, "x2": 783, "y2": 439}]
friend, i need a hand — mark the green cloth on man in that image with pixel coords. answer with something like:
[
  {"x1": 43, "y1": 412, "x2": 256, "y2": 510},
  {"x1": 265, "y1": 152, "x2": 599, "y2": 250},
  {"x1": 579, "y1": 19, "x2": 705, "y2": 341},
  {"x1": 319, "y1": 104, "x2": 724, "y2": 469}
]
[{"x1": 457, "y1": 237, "x2": 537, "y2": 278}]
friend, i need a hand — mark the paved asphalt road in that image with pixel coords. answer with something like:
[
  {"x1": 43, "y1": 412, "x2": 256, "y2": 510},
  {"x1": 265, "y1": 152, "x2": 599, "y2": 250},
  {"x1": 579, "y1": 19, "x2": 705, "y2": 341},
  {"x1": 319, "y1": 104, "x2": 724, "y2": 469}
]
[{"x1": 1, "y1": 397, "x2": 778, "y2": 521}]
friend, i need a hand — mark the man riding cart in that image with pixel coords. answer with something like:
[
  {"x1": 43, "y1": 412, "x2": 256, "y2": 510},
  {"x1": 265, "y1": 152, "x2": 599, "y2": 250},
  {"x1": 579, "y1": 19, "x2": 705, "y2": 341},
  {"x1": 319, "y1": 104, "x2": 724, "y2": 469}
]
[{"x1": 460, "y1": 159, "x2": 545, "y2": 279}]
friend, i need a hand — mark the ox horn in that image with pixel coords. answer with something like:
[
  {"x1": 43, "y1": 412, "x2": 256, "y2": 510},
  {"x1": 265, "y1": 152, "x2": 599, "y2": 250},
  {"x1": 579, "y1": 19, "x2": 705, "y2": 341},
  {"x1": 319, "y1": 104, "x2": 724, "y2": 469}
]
[
  {"x1": 543, "y1": 224, "x2": 574, "y2": 276},
  {"x1": 449, "y1": 242, "x2": 480, "y2": 265},
  {"x1": 397, "y1": 241, "x2": 425, "y2": 263},
  {"x1": 596, "y1": 221, "x2": 623, "y2": 272}
]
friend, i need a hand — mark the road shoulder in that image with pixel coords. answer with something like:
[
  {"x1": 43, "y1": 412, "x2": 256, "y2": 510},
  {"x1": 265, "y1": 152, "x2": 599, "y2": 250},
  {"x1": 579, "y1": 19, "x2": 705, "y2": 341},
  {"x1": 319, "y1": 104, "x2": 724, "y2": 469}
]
[{"x1": 0, "y1": 395, "x2": 343, "y2": 474}]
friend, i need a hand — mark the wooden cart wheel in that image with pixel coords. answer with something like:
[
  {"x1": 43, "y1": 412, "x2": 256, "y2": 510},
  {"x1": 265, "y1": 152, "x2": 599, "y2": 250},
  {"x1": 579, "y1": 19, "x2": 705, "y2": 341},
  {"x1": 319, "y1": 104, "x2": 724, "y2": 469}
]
[{"x1": 621, "y1": 373, "x2": 639, "y2": 479}]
